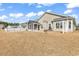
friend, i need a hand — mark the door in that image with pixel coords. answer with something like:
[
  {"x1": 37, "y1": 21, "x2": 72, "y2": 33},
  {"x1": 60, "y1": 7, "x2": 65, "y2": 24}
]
[
  {"x1": 49, "y1": 24, "x2": 52, "y2": 30},
  {"x1": 38, "y1": 25, "x2": 40, "y2": 30}
]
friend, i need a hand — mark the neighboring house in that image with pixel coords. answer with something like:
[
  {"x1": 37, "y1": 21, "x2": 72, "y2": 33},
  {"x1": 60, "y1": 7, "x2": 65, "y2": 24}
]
[
  {"x1": 0, "y1": 24, "x2": 5, "y2": 29},
  {"x1": 27, "y1": 12, "x2": 76, "y2": 32}
]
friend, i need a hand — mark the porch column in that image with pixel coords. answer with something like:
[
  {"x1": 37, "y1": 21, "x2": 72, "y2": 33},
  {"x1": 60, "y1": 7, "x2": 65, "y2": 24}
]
[
  {"x1": 38, "y1": 25, "x2": 40, "y2": 30},
  {"x1": 37, "y1": 24, "x2": 38, "y2": 30},
  {"x1": 32, "y1": 23, "x2": 34, "y2": 31},
  {"x1": 63, "y1": 21, "x2": 65, "y2": 34},
  {"x1": 71, "y1": 20, "x2": 73, "y2": 32}
]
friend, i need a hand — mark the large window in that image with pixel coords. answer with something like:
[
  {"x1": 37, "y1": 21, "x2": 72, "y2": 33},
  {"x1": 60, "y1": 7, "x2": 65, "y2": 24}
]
[
  {"x1": 56, "y1": 22, "x2": 62, "y2": 29},
  {"x1": 56, "y1": 22, "x2": 59, "y2": 29},
  {"x1": 60, "y1": 22, "x2": 62, "y2": 29},
  {"x1": 34, "y1": 24, "x2": 37, "y2": 29}
]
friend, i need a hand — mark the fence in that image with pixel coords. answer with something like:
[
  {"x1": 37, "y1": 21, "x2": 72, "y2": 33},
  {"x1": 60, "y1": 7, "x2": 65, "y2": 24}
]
[{"x1": 5, "y1": 27, "x2": 26, "y2": 32}]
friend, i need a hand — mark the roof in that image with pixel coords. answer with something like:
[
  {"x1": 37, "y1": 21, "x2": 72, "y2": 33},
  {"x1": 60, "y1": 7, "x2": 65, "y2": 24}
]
[
  {"x1": 28, "y1": 20, "x2": 40, "y2": 24},
  {"x1": 37, "y1": 12, "x2": 74, "y2": 21},
  {"x1": 28, "y1": 12, "x2": 76, "y2": 26},
  {"x1": 44, "y1": 12, "x2": 67, "y2": 18},
  {"x1": 28, "y1": 20, "x2": 38, "y2": 23},
  {"x1": 53, "y1": 17, "x2": 74, "y2": 21}
]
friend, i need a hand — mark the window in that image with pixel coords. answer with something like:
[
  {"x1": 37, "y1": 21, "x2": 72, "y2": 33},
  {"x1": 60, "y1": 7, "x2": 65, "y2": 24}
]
[
  {"x1": 69, "y1": 21, "x2": 71, "y2": 29},
  {"x1": 60, "y1": 22, "x2": 62, "y2": 29},
  {"x1": 56, "y1": 22, "x2": 62, "y2": 29},
  {"x1": 56, "y1": 22, "x2": 59, "y2": 29},
  {"x1": 34, "y1": 24, "x2": 37, "y2": 29},
  {"x1": 51, "y1": 21, "x2": 53, "y2": 24}
]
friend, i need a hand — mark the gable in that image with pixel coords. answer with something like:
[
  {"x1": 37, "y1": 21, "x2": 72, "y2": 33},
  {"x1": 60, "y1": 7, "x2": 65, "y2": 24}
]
[
  {"x1": 38, "y1": 12, "x2": 75, "y2": 25},
  {"x1": 38, "y1": 13, "x2": 62, "y2": 24}
]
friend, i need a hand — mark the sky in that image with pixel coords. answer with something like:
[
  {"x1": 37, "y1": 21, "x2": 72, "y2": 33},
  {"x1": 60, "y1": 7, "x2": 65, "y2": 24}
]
[{"x1": 0, "y1": 3, "x2": 79, "y2": 24}]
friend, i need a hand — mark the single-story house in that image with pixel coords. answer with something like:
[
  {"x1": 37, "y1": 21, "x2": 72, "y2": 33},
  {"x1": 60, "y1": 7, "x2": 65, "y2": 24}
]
[
  {"x1": 27, "y1": 12, "x2": 76, "y2": 32},
  {"x1": 0, "y1": 24, "x2": 5, "y2": 29}
]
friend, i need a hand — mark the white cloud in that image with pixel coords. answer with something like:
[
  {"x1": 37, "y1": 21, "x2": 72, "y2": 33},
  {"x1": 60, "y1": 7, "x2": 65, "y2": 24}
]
[
  {"x1": 67, "y1": 3, "x2": 79, "y2": 8},
  {"x1": 26, "y1": 10, "x2": 52, "y2": 18},
  {"x1": 0, "y1": 0, "x2": 75, "y2": 3},
  {"x1": 70, "y1": 14, "x2": 78, "y2": 24},
  {"x1": 36, "y1": 5, "x2": 42, "y2": 8},
  {"x1": 8, "y1": 6, "x2": 13, "y2": 9},
  {"x1": 36, "y1": 3, "x2": 55, "y2": 8},
  {"x1": 37, "y1": 3, "x2": 55, "y2": 6},
  {"x1": 0, "y1": 3, "x2": 2, "y2": 6},
  {"x1": 0, "y1": 15, "x2": 8, "y2": 22},
  {"x1": 37, "y1": 11, "x2": 44, "y2": 16},
  {"x1": 70, "y1": 14, "x2": 78, "y2": 19},
  {"x1": 64, "y1": 9, "x2": 72, "y2": 14},
  {"x1": 65, "y1": 2, "x2": 79, "y2": 14},
  {"x1": 37, "y1": 10, "x2": 52, "y2": 16},
  {"x1": 28, "y1": 3, "x2": 56, "y2": 8},
  {"x1": 0, "y1": 15, "x2": 8, "y2": 19},
  {"x1": 0, "y1": 8, "x2": 5, "y2": 11},
  {"x1": 10, "y1": 18, "x2": 14, "y2": 20},
  {"x1": 26, "y1": 12, "x2": 37, "y2": 17},
  {"x1": 28, "y1": 3, "x2": 34, "y2": 6},
  {"x1": 0, "y1": 4, "x2": 5, "y2": 11},
  {"x1": 25, "y1": 11, "x2": 44, "y2": 20},
  {"x1": 16, "y1": 13, "x2": 24, "y2": 17},
  {"x1": 46, "y1": 10, "x2": 52, "y2": 12},
  {"x1": 9, "y1": 13, "x2": 24, "y2": 18}
]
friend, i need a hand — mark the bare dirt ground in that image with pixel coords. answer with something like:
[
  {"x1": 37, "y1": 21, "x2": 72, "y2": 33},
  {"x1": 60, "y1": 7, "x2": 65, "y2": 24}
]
[{"x1": 0, "y1": 30, "x2": 79, "y2": 56}]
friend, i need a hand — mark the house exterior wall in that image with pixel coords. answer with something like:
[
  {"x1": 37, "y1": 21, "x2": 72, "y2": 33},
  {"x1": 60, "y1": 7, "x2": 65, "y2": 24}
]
[
  {"x1": 28, "y1": 22, "x2": 42, "y2": 32},
  {"x1": 65, "y1": 20, "x2": 74, "y2": 32},
  {"x1": 52, "y1": 20, "x2": 74, "y2": 32},
  {"x1": 38, "y1": 13, "x2": 62, "y2": 31},
  {"x1": 0, "y1": 24, "x2": 5, "y2": 29},
  {"x1": 38, "y1": 13, "x2": 62, "y2": 23},
  {"x1": 52, "y1": 21, "x2": 64, "y2": 31}
]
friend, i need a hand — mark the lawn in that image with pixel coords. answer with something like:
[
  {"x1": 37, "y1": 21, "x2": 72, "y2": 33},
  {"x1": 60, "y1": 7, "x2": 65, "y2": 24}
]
[{"x1": 0, "y1": 31, "x2": 79, "y2": 56}]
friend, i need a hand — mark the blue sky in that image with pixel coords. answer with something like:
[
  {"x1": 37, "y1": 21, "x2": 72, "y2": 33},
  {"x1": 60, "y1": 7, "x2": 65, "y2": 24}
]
[{"x1": 0, "y1": 3, "x2": 79, "y2": 24}]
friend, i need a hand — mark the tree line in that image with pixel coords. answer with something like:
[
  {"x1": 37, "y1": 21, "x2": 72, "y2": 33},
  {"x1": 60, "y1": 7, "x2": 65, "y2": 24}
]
[{"x1": 0, "y1": 21, "x2": 20, "y2": 27}]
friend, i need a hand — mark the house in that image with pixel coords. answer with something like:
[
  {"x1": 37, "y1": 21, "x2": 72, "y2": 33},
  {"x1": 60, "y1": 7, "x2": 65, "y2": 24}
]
[
  {"x1": 27, "y1": 12, "x2": 76, "y2": 32},
  {"x1": 0, "y1": 24, "x2": 5, "y2": 29}
]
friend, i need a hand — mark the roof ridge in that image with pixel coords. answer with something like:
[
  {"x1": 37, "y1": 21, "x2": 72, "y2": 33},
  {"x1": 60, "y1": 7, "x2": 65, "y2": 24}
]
[{"x1": 45, "y1": 12, "x2": 73, "y2": 18}]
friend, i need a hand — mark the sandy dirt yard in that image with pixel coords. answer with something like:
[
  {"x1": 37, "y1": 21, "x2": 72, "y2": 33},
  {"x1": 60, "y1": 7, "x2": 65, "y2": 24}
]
[{"x1": 0, "y1": 31, "x2": 79, "y2": 56}]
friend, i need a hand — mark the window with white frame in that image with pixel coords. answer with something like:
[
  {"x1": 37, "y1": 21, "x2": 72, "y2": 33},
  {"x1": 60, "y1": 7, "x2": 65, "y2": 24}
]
[
  {"x1": 56, "y1": 21, "x2": 63, "y2": 29},
  {"x1": 60, "y1": 22, "x2": 62, "y2": 29},
  {"x1": 56, "y1": 22, "x2": 59, "y2": 29}
]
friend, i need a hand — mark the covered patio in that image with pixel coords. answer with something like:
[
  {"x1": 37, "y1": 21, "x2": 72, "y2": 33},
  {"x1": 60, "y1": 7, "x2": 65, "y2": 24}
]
[{"x1": 28, "y1": 20, "x2": 42, "y2": 31}]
